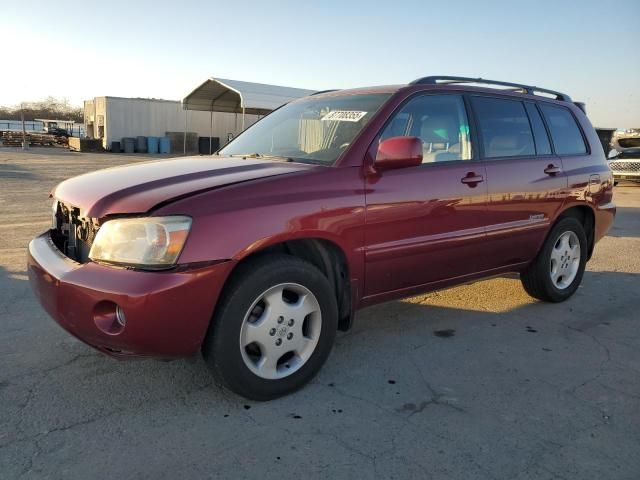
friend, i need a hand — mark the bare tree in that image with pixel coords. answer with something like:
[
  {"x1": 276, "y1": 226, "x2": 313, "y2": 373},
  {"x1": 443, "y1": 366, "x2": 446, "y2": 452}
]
[{"x1": 0, "y1": 97, "x2": 83, "y2": 122}]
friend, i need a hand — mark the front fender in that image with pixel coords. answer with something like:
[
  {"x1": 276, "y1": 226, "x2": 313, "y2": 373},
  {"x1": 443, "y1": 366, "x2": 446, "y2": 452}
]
[{"x1": 154, "y1": 165, "x2": 366, "y2": 285}]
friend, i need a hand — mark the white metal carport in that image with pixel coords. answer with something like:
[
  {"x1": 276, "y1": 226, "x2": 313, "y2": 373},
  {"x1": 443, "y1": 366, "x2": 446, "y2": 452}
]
[{"x1": 181, "y1": 78, "x2": 316, "y2": 154}]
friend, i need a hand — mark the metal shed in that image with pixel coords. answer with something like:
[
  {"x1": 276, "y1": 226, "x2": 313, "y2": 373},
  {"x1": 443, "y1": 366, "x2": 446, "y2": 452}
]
[
  {"x1": 183, "y1": 77, "x2": 315, "y2": 118},
  {"x1": 182, "y1": 78, "x2": 316, "y2": 154}
]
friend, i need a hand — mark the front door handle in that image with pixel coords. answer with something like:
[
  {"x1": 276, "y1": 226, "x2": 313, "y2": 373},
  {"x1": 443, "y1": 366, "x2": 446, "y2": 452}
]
[
  {"x1": 461, "y1": 172, "x2": 484, "y2": 187},
  {"x1": 544, "y1": 164, "x2": 561, "y2": 175}
]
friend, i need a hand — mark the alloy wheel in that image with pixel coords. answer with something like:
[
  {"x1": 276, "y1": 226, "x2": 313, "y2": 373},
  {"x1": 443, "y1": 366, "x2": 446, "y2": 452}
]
[
  {"x1": 549, "y1": 231, "x2": 581, "y2": 290},
  {"x1": 239, "y1": 283, "x2": 322, "y2": 380}
]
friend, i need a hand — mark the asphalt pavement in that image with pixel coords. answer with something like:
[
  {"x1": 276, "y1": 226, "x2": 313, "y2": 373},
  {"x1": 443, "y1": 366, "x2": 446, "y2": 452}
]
[{"x1": 1, "y1": 148, "x2": 639, "y2": 479}]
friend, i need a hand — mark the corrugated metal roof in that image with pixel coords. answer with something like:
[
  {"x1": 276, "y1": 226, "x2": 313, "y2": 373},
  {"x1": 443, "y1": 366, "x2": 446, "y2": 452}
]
[{"x1": 182, "y1": 78, "x2": 316, "y2": 115}]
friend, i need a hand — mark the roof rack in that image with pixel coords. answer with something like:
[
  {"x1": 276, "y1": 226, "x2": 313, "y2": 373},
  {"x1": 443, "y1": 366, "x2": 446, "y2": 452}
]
[
  {"x1": 409, "y1": 76, "x2": 572, "y2": 102},
  {"x1": 310, "y1": 89, "x2": 339, "y2": 96}
]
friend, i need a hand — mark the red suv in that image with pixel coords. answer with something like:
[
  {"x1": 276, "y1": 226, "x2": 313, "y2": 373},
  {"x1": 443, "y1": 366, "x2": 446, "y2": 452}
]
[{"x1": 28, "y1": 76, "x2": 615, "y2": 400}]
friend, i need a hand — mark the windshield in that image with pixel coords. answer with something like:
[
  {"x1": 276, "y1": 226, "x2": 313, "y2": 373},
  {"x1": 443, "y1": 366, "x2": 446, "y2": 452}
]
[{"x1": 219, "y1": 93, "x2": 391, "y2": 165}]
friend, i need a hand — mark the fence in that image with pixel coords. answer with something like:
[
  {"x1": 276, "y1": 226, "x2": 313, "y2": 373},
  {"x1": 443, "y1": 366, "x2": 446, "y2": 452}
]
[{"x1": 0, "y1": 120, "x2": 84, "y2": 137}]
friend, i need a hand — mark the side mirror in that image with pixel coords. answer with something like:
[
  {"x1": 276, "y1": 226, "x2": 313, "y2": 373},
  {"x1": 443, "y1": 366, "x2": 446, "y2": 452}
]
[
  {"x1": 375, "y1": 136, "x2": 423, "y2": 171},
  {"x1": 608, "y1": 149, "x2": 620, "y2": 160}
]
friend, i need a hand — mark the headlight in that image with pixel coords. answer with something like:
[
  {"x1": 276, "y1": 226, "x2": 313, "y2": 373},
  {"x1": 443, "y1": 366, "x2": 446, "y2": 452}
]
[{"x1": 89, "y1": 216, "x2": 192, "y2": 269}]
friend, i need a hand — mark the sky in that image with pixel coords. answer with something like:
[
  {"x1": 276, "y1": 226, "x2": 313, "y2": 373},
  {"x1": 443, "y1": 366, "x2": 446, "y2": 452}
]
[{"x1": 1, "y1": 0, "x2": 639, "y2": 127}]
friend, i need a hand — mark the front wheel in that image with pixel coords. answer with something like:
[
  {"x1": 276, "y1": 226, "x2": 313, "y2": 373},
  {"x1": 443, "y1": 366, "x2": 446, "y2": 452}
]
[
  {"x1": 520, "y1": 217, "x2": 588, "y2": 302},
  {"x1": 202, "y1": 254, "x2": 338, "y2": 400}
]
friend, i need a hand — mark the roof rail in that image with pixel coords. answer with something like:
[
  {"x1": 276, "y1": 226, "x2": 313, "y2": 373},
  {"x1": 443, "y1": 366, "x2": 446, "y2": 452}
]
[
  {"x1": 409, "y1": 76, "x2": 572, "y2": 102},
  {"x1": 310, "y1": 89, "x2": 339, "y2": 96}
]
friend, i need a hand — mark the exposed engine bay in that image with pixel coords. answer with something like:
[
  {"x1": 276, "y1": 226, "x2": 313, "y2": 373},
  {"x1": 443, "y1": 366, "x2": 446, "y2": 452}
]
[{"x1": 51, "y1": 200, "x2": 99, "y2": 263}]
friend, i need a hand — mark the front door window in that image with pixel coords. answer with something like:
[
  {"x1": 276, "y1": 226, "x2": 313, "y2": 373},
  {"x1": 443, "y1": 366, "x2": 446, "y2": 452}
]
[{"x1": 380, "y1": 94, "x2": 472, "y2": 163}]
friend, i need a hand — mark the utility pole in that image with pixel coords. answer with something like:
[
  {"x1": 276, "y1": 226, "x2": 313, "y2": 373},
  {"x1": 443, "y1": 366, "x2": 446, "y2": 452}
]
[
  {"x1": 21, "y1": 103, "x2": 28, "y2": 150},
  {"x1": 183, "y1": 108, "x2": 187, "y2": 156}
]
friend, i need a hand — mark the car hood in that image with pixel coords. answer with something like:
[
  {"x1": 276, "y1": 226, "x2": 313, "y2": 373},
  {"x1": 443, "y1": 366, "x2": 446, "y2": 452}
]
[{"x1": 53, "y1": 156, "x2": 317, "y2": 218}]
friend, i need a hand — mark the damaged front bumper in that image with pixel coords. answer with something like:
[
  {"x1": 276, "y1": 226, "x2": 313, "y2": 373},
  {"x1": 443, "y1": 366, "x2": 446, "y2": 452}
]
[{"x1": 27, "y1": 231, "x2": 234, "y2": 358}]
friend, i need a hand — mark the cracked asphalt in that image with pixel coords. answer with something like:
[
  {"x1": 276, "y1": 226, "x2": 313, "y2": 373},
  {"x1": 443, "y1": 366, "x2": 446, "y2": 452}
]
[{"x1": 1, "y1": 148, "x2": 639, "y2": 479}]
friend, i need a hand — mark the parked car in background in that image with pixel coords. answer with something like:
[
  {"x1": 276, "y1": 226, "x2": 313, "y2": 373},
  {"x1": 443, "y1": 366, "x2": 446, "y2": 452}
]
[
  {"x1": 595, "y1": 127, "x2": 616, "y2": 157},
  {"x1": 28, "y1": 76, "x2": 615, "y2": 400},
  {"x1": 608, "y1": 128, "x2": 640, "y2": 183},
  {"x1": 45, "y1": 126, "x2": 70, "y2": 137}
]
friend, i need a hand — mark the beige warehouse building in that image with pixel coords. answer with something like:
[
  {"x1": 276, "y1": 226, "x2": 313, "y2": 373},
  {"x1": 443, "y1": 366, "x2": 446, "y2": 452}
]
[
  {"x1": 83, "y1": 96, "x2": 260, "y2": 152},
  {"x1": 83, "y1": 78, "x2": 315, "y2": 153}
]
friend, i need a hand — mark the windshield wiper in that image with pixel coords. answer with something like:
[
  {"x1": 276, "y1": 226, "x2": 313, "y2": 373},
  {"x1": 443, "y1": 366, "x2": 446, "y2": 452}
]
[
  {"x1": 229, "y1": 153, "x2": 263, "y2": 158},
  {"x1": 229, "y1": 153, "x2": 294, "y2": 162}
]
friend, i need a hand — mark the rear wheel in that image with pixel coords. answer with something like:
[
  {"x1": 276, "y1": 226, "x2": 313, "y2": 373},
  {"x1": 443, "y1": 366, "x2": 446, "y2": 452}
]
[
  {"x1": 202, "y1": 254, "x2": 338, "y2": 400},
  {"x1": 520, "y1": 217, "x2": 587, "y2": 302}
]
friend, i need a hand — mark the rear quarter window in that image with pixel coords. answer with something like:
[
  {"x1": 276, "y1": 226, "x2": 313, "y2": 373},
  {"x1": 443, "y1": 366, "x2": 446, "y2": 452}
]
[
  {"x1": 539, "y1": 104, "x2": 587, "y2": 155},
  {"x1": 524, "y1": 103, "x2": 552, "y2": 155}
]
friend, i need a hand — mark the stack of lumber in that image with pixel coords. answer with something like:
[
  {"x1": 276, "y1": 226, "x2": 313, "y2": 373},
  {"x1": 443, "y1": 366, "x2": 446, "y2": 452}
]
[
  {"x1": 68, "y1": 137, "x2": 102, "y2": 152},
  {"x1": 0, "y1": 132, "x2": 68, "y2": 147},
  {"x1": 54, "y1": 135, "x2": 69, "y2": 146}
]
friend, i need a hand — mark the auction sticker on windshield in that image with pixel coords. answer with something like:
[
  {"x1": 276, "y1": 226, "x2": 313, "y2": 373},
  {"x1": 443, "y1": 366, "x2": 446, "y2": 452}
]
[{"x1": 321, "y1": 110, "x2": 368, "y2": 122}]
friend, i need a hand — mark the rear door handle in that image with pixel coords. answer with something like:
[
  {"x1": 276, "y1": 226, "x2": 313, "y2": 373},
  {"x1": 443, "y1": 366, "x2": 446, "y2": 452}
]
[
  {"x1": 461, "y1": 173, "x2": 484, "y2": 187},
  {"x1": 544, "y1": 164, "x2": 562, "y2": 175}
]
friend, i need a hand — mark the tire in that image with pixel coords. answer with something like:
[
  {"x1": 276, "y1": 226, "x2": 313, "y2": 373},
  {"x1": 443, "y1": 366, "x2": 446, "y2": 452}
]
[
  {"x1": 202, "y1": 254, "x2": 338, "y2": 400},
  {"x1": 520, "y1": 217, "x2": 588, "y2": 303}
]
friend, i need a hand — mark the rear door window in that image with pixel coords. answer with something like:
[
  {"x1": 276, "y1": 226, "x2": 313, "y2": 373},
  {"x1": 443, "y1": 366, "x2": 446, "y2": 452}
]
[
  {"x1": 471, "y1": 96, "x2": 535, "y2": 159},
  {"x1": 539, "y1": 104, "x2": 587, "y2": 155},
  {"x1": 524, "y1": 103, "x2": 552, "y2": 155}
]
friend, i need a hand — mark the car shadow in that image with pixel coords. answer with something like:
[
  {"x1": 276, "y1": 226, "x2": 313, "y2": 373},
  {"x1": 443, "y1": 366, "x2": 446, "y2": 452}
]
[
  {"x1": 607, "y1": 206, "x2": 640, "y2": 238},
  {"x1": 2, "y1": 267, "x2": 637, "y2": 411},
  {"x1": 0, "y1": 162, "x2": 39, "y2": 180}
]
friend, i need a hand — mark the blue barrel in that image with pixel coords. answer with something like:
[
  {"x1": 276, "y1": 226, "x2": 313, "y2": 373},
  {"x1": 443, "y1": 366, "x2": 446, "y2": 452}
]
[
  {"x1": 159, "y1": 136, "x2": 171, "y2": 154},
  {"x1": 122, "y1": 137, "x2": 135, "y2": 154},
  {"x1": 147, "y1": 136, "x2": 159, "y2": 154}
]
